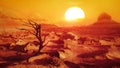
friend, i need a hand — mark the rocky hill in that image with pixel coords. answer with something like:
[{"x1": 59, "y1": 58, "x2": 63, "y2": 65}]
[{"x1": 84, "y1": 13, "x2": 120, "y2": 36}]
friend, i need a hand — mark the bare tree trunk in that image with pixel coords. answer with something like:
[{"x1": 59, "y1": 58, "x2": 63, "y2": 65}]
[
  {"x1": 34, "y1": 24, "x2": 44, "y2": 55},
  {"x1": 24, "y1": 20, "x2": 49, "y2": 62}
]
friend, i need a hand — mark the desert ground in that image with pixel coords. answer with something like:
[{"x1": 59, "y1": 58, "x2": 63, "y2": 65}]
[{"x1": 0, "y1": 26, "x2": 120, "y2": 68}]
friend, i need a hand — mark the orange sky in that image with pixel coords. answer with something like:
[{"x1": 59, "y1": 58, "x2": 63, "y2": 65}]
[{"x1": 0, "y1": 0, "x2": 120, "y2": 27}]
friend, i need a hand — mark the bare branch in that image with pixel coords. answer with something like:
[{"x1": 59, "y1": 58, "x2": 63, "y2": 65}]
[
  {"x1": 22, "y1": 19, "x2": 49, "y2": 55},
  {"x1": 43, "y1": 40, "x2": 49, "y2": 47},
  {"x1": 15, "y1": 27, "x2": 26, "y2": 30},
  {"x1": 42, "y1": 34, "x2": 48, "y2": 43}
]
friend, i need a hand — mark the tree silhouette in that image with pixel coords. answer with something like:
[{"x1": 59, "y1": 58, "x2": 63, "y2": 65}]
[{"x1": 23, "y1": 20, "x2": 49, "y2": 56}]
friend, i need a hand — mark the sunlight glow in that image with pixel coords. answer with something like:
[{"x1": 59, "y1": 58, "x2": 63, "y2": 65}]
[{"x1": 65, "y1": 7, "x2": 85, "y2": 21}]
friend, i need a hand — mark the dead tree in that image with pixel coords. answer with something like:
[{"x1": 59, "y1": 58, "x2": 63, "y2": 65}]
[{"x1": 24, "y1": 20, "x2": 48, "y2": 55}]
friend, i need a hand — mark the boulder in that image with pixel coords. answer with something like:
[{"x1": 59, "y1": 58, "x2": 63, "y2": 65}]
[{"x1": 28, "y1": 54, "x2": 50, "y2": 63}]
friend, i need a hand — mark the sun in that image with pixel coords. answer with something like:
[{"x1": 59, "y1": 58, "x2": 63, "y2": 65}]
[{"x1": 65, "y1": 7, "x2": 85, "y2": 21}]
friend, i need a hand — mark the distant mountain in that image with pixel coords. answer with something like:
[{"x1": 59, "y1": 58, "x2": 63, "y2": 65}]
[
  {"x1": 0, "y1": 11, "x2": 22, "y2": 28},
  {"x1": 41, "y1": 23, "x2": 61, "y2": 32},
  {"x1": 78, "y1": 13, "x2": 120, "y2": 36},
  {"x1": 41, "y1": 24, "x2": 58, "y2": 28},
  {"x1": 91, "y1": 13, "x2": 120, "y2": 29}
]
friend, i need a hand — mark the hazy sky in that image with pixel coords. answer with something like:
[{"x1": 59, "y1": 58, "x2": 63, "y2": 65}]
[{"x1": 0, "y1": 0, "x2": 120, "y2": 26}]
